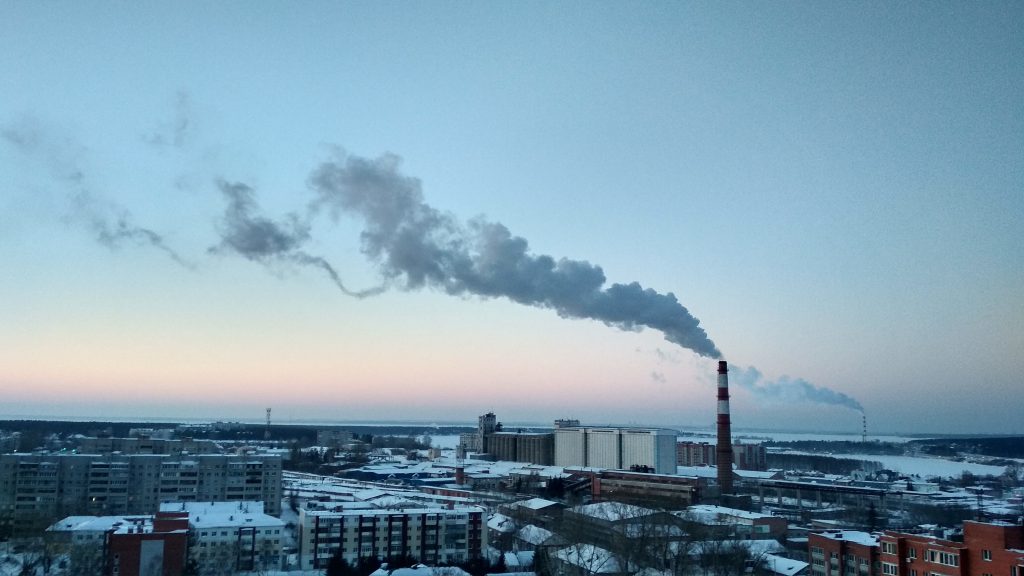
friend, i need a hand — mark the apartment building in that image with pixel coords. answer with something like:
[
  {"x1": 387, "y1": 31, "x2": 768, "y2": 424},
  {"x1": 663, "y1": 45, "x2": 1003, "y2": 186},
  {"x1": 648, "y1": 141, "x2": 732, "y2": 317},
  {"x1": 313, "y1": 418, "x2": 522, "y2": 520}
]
[
  {"x1": 677, "y1": 441, "x2": 768, "y2": 471},
  {"x1": 0, "y1": 453, "x2": 282, "y2": 535},
  {"x1": 46, "y1": 511, "x2": 190, "y2": 576},
  {"x1": 74, "y1": 436, "x2": 221, "y2": 455},
  {"x1": 809, "y1": 530, "x2": 880, "y2": 576},
  {"x1": 161, "y1": 501, "x2": 285, "y2": 573},
  {"x1": 878, "y1": 521, "x2": 1024, "y2": 576},
  {"x1": 297, "y1": 505, "x2": 487, "y2": 570}
]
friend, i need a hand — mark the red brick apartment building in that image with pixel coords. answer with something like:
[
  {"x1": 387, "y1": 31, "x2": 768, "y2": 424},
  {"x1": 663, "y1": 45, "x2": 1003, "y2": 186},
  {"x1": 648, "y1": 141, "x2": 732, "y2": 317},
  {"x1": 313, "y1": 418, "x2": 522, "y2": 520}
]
[
  {"x1": 878, "y1": 521, "x2": 1024, "y2": 576},
  {"x1": 809, "y1": 530, "x2": 880, "y2": 576},
  {"x1": 810, "y1": 522, "x2": 1024, "y2": 576},
  {"x1": 107, "y1": 511, "x2": 189, "y2": 576}
]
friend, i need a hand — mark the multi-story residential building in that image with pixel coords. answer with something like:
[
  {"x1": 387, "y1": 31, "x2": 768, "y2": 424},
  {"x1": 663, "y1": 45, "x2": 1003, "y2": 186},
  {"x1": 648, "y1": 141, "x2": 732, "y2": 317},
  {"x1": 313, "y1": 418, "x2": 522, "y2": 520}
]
[
  {"x1": 809, "y1": 530, "x2": 880, "y2": 576},
  {"x1": 678, "y1": 441, "x2": 718, "y2": 467},
  {"x1": 74, "y1": 436, "x2": 221, "y2": 455},
  {"x1": 0, "y1": 453, "x2": 282, "y2": 535},
  {"x1": 161, "y1": 501, "x2": 285, "y2": 573},
  {"x1": 555, "y1": 427, "x2": 677, "y2": 474},
  {"x1": 46, "y1": 511, "x2": 190, "y2": 576},
  {"x1": 676, "y1": 441, "x2": 767, "y2": 471},
  {"x1": 878, "y1": 521, "x2": 1024, "y2": 576},
  {"x1": 297, "y1": 505, "x2": 487, "y2": 570}
]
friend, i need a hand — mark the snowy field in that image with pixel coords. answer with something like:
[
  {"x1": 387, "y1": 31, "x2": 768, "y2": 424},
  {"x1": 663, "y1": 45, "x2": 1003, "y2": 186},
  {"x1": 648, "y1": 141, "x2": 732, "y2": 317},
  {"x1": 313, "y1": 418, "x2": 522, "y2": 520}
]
[{"x1": 781, "y1": 451, "x2": 1007, "y2": 478}]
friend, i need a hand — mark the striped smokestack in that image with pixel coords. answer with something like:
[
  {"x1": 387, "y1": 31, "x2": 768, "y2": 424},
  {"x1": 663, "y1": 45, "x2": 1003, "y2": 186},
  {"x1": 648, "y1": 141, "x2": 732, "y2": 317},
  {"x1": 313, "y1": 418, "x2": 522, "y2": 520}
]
[{"x1": 716, "y1": 360, "x2": 734, "y2": 495}]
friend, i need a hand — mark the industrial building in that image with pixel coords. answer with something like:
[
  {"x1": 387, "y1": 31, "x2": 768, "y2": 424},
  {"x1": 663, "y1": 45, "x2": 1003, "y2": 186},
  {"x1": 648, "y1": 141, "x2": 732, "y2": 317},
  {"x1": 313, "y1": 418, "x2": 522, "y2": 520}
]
[
  {"x1": 487, "y1": 431, "x2": 555, "y2": 465},
  {"x1": 297, "y1": 505, "x2": 487, "y2": 569},
  {"x1": 554, "y1": 426, "x2": 677, "y2": 474}
]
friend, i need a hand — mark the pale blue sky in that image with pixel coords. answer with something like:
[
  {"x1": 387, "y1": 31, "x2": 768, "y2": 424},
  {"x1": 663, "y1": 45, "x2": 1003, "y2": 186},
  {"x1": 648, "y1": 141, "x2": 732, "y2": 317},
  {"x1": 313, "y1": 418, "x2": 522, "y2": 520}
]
[{"x1": 0, "y1": 2, "x2": 1021, "y2": 433}]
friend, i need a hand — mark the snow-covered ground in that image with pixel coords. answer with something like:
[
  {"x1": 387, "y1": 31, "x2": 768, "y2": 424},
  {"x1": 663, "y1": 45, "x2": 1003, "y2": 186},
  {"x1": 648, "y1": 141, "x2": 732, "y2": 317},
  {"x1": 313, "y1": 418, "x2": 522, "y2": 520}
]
[{"x1": 780, "y1": 451, "x2": 1007, "y2": 478}]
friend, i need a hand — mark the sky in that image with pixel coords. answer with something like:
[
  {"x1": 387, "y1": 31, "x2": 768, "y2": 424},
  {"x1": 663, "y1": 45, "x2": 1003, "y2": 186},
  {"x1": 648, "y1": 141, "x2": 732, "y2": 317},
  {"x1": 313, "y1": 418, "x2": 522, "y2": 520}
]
[{"x1": 0, "y1": 2, "x2": 1021, "y2": 434}]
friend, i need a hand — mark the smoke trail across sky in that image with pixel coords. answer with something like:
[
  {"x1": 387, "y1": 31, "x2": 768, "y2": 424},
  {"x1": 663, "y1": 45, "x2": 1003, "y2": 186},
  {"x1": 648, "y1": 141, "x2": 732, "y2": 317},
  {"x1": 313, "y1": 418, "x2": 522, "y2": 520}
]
[
  {"x1": 210, "y1": 179, "x2": 383, "y2": 298},
  {"x1": 728, "y1": 365, "x2": 864, "y2": 412},
  {"x1": 1, "y1": 117, "x2": 192, "y2": 268},
  {"x1": 306, "y1": 151, "x2": 723, "y2": 359}
]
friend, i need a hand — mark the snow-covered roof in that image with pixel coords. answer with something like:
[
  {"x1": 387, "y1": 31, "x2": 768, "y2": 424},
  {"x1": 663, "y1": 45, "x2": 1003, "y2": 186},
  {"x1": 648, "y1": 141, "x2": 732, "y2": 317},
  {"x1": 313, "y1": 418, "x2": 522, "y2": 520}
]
[
  {"x1": 518, "y1": 497, "x2": 560, "y2": 511},
  {"x1": 764, "y1": 554, "x2": 809, "y2": 576},
  {"x1": 815, "y1": 531, "x2": 879, "y2": 547},
  {"x1": 554, "y1": 544, "x2": 622, "y2": 574},
  {"x1": 504, "y1": 550, "x2": 535, "y2": 569},
  {"x1": 517, "y1": 524, "x2": 554, "y2": 545},
  {"x1": 572, "y1": 501, "x2": 656, "y2": 522},
  {"x1": 685, "y1": 504, "x2": 778, "y2": 522},
  {"x1": 488, "y1": 513, "x2": 517, "y2": 533},
  {"x1": 159, "y1": 501, "x2": 284, "y2": 529},
  {"x1": 676, "y1": 466, "x2": 720, "y2": 479},
  {"x1": 48, "y1": 515, "x2": 154, "y2": 533},
  {"x1": 369, "y1": 566, "x2": 471, "y2": 576}
]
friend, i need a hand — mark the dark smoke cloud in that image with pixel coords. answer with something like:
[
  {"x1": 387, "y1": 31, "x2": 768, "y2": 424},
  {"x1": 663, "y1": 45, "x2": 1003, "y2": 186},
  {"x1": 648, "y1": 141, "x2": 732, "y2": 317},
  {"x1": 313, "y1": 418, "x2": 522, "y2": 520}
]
[
  {"x1": 2, "y1": 117, "x2": 191, "y2": 267},
  {"x1": 307, "y1": 151, "x2": 722, "y2": 359},
  {"x1": 730, "y1": 365, "x2": 863, "y2": 413},
  {"x1": 210, "y1": 179, "x2": 383, "y2": 298}
]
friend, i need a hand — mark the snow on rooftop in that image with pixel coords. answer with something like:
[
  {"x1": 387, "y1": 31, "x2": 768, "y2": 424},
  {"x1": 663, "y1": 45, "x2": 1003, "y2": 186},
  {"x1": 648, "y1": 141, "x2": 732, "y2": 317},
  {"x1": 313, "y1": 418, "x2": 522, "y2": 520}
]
[
  {"x1": 764, "y1": 554, "x2": 809, "y2": 576},
  {"x1": 554, "y1": 544, "x2": 622, "y2": 574},
  {"x1": 48, "y1": 515, "x2": 153, "y2": 533},
  {"x1": 488, "y1": 513, "x2": 516, "y2": 533},
  {"x1": 573, "y1": 501, "x2": 656, "y2": 522},
  {"x1": 816, "y1": 530, "x2": 879, "y2": 547},
  {"x1": 686, "y1": 504, "x2": 778, "y2": 522},
  {"x1": 159, "y1": 501, "x2": 284, "y2": 529},
  {"x1": 517, "y1": 524, "x2": 553, "y2": 545},
  {"x1": 518, "y1": 497, "x2": 560, "y2": 510}
]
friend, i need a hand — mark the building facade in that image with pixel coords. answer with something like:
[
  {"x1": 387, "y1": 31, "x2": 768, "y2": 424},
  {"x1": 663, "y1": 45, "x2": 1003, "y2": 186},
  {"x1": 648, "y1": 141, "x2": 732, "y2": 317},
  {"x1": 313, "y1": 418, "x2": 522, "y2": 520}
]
[
  {"x1": 676, "y1": 441, "x2": 767, "y2": 471},
  {"x1": 809, "y1": 530, "x2": 880, "y2": 576},
  {"x1": 0, "y1": 453, "x2": 282, "y2": 535},
  {"x1": 555, "y1": 427, "x2": 677, "y2": 474},
  {"x1": 47, "y1": 511, "x2": 190, "y2": 576},
  {"x1": 298, "y1": 506, "x2": 487, "y2": 570},
  {"x1": 487, "y1": 432, "x2": 554, "y2": 465},
  {"x1": 162, "y1": 501, "x2": 285, "y2": 573},
  {"x1": 878, "y1": 521, "x2": 1024, "y2": 576}
]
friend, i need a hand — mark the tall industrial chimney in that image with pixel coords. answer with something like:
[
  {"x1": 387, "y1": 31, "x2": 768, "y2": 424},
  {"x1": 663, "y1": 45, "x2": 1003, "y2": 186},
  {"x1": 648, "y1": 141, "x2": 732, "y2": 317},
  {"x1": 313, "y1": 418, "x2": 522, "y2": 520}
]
[{"x1": 716, "y1": 360, "x2": 734, "y2": 495}]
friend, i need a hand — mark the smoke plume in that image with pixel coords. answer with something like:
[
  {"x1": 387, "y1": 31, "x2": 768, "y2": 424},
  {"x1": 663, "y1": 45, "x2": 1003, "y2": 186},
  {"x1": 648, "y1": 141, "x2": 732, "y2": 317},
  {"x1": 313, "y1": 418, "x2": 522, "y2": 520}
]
[
  {"x1": 307, "y1": 151, "x2": 722, "y2": 358},
  {"x1": 729, "y1": 365, "x2": 863, "y2": 412},
  {"x1": 2, "y1": 117, "x2": 191, "y2": 267},
  {"x1": 211, "y1": 179, "x2": 383, "y2": 298}
]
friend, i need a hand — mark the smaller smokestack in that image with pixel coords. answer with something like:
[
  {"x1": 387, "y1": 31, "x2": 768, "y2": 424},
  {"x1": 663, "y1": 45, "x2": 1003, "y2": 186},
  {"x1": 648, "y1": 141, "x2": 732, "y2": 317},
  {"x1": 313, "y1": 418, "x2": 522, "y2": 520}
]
[
  {"x1": 716, "y1": 360, "x2": 734, "y2": 495},
  {"x1": 862, "y1": 413, "x2": 867, "y2": 443}
]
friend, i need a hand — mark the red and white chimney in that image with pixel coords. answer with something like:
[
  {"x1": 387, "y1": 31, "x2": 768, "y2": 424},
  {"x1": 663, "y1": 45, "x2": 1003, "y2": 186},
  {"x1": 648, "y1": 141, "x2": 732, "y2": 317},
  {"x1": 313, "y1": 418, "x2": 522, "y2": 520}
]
[{"x1": 716, "y1": 360, "x2": 734, "y2": 495}]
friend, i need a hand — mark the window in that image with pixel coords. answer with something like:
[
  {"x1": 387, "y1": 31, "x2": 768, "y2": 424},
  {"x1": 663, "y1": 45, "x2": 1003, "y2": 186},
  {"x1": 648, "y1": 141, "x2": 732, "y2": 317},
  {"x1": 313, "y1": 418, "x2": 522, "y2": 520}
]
[
  {"x1": 883, "y1": 542, "x2": 898, "y2": 555},
  {"x1": 983, "y1": 551, "x2": 992, "y2": 561},
  {"x1": 909, "y1": 549, "x2": 917, "y2": 560},
  {"x1": 883, "y1": 563, "x2": 899, "y2": 575},
  {"x1": 926, "y1": 551, "x2": 959, "y2": 567}
]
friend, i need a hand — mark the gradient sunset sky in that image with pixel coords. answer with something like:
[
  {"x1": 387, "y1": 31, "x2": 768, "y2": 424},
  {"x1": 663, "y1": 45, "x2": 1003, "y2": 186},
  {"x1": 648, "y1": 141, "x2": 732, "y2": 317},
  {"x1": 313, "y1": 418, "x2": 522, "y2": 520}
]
[{"x1": 1, "y1": 2, "x2": 1021, "y2": 434}]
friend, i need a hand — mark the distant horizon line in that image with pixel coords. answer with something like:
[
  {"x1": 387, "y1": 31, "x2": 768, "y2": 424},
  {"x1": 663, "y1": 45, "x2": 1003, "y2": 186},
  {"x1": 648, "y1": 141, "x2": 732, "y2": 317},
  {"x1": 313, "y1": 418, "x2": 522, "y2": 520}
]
[{"x1": 0, "y1": 413, "x2": 1012, "y2": 439}]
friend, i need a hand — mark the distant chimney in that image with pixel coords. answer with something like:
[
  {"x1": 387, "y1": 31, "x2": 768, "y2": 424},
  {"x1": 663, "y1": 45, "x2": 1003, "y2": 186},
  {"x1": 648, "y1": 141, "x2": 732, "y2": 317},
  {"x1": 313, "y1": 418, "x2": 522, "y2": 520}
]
[
  {"x1": 455, "y1": 466, "x2": 465, "y2": 486},
  {"x1": 716, "y1": 360, "x2": 734, "y2": 495}
]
